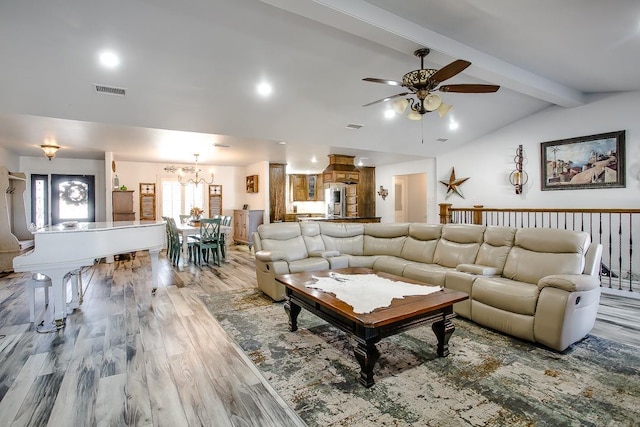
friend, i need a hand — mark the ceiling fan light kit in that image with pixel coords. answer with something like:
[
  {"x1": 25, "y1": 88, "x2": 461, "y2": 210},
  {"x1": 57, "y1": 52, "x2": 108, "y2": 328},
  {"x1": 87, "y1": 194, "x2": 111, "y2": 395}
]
[{"x1": 363, "y1": 47, "x2": 500, "y2": 121}]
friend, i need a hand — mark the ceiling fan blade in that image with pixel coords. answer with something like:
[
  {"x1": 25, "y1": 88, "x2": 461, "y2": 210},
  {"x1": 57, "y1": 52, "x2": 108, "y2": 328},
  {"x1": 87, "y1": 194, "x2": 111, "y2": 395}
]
[
  {"x1": 362, "y1": 92, "x2": 409, "y2": 107},
  {"x1": 430, "y1": 60, "x2": 471, "y2": 84},
  {"x1": 363, "y1": 77, "x2": 403, "y2": 86},
  {"x1": 439, "y1": 84, "x2": 500, "y2": 93}
]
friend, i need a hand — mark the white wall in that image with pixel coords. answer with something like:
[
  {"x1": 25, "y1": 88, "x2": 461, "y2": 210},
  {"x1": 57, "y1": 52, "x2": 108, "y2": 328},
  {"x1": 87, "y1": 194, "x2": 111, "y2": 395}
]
[
  {"x1": 375, "y1": 158, "x2": 437, "y2": 223},
  {"x1": 437, "y1": 90, "x2": 640, "y2": 209},
  {"x1": 20, "y1": 156, "x2": 107, "y2": 222},
  {"x1": 0, "y1": 147, "x2": 20, "y2": 171},
  {"x1": 243, "y1": 161, "x2": 270, "y2": 222}
]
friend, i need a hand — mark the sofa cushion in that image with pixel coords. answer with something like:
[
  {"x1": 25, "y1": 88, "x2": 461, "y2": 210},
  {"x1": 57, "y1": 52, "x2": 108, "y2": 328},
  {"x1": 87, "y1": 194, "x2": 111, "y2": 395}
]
[
  {"x1": 372, "y1": 256, "x2": 414, "y2": 277},
  {"x1": 502, "y1": 228, "x2": 588, "y2": 284},
  {"x1": 320, "y1": 222, "x2": 365, "y2": 255},
  {"x1": 400, "y1": 223, "x2": 442, "y2": 263},
  {"x1": 345, "y1": 255, "x2": 378, "y2": 269},
  {"x1": 363, "y1": 223, "x2": 408, "y2": 256},
  {"x1": 402, "y1": 263, "x2": 452, "y2": 287},
  {"x1": 257, "y1": 223, "x2": 308, "y2": 262},
  {"x1": 473, "y1": 277, "x2": 540, "y2": 316},
  {"x1": 433, "y1": 224, "x2": 485, "y2": 268},
  {"x1": 288, "y1": 257, "x2": 330, "y2": 273},
  {"x1": 473, "y1": 226, "x2": 515, "y2": 274},
  {"x1": 364, "y1": 235, "x2": 406, "y2": 257}
]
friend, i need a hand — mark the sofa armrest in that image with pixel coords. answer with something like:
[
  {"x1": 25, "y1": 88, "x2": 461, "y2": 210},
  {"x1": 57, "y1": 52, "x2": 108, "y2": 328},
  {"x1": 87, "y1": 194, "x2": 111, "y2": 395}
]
[
  {"x1": 537, "y1": 274, "x2": 601, "y2": 292},
  {"x1": 456, "y1": 263, "x2": 499, "y2": 276},
  {"x1": 255, "y1": 250, "x2": 289, "y2": 262},
  {"x1": 309, "y1": 250, "x2": 341, "y2": 258}
]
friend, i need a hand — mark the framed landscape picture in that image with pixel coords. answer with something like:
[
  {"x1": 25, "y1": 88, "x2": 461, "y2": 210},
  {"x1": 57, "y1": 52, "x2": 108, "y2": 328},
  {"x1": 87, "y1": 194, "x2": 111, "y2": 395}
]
[{"x1": 540, "y1": 130, "x2": 625, "y2": 191}]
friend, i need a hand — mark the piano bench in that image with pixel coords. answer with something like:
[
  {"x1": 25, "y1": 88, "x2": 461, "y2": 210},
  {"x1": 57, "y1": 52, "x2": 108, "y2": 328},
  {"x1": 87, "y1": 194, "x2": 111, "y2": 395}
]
[{"x1": 28, "y1": 273, "x2": 51, "y2": 323}]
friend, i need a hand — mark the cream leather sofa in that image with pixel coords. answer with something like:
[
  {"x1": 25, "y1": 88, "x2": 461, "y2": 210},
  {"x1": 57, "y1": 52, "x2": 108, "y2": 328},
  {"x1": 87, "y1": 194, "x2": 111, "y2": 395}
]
[{"x1": 252, "y1": 222, "x2": 602, "y2": 351}]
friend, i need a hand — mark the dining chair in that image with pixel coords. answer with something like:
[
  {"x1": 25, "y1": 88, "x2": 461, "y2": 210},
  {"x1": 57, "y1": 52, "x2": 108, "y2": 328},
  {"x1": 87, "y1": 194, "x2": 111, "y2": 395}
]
[
  {"x1": 219, "y1": 215, "x2": 233, "y2": 259},
  {"x1": 179, "y1": 214, "x2": 191, "y2": 225},
  {"x1": 167, "y1": 217, "x2": 196, "y2": 265},
  {"x1": 194, "y1": 218, "x2": 222, "y2": 266}
]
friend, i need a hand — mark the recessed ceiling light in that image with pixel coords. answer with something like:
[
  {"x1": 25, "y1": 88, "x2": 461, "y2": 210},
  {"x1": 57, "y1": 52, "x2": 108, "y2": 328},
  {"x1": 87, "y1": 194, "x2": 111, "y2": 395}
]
[
  {"x1": 311, "y1": 156, "x2": 317, "y2": 163},
  {"x1": 99, "y1": 50, "x2": 120, "y2": 68},
  {"x1": 257, "y1": 82, "x2": 272, "y2": 97},
  {"x1": 384, "y1": 109, "x2": 395, "y2": 119},
  {"x1": 278, "y1": 141, "x2": 287, "y2": 145},
  {"x1": 449, "y1": 120, "x2": 459, "y2": 131}
]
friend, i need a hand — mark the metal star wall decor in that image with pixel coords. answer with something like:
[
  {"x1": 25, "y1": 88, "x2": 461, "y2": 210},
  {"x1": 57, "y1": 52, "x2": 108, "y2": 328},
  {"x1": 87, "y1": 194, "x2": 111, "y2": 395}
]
[{"x1": 439, "y1": 168, "x2": 469, "y2": 199}]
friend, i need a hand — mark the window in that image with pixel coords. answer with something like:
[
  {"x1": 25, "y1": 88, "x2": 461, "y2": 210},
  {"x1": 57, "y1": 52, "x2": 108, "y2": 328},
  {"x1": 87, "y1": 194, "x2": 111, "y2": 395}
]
[
  {"x1": 30, "y1": 174, "x2": 49, "y2": 228},
  {"x1": 160, "y1": 178, "x2": 205, "y2": 220}
]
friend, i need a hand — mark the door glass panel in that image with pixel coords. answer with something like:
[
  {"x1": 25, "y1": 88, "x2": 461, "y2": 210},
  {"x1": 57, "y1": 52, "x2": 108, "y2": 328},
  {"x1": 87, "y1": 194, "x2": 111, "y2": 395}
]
[{"x1": 51, "y1": 174, "x2": 95, "y2": 224}]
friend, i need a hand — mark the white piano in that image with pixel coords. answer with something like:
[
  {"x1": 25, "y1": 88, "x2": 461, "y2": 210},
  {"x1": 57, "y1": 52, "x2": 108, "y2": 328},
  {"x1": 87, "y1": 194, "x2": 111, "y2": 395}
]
[{"x1": 13, "y1": 220, "x2": 165, "y2": 327}]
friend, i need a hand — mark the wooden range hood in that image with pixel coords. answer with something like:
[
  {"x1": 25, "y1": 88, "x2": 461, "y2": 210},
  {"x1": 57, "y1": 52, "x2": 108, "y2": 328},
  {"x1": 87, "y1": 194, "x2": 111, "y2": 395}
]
[{"x1": 322, "y1": 154, "x2": 359, "y2": 184}]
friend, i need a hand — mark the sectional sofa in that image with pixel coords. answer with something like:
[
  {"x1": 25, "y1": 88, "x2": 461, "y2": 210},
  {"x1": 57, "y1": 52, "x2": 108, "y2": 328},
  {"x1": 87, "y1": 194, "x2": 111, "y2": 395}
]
[{"x1": 252, "y1": 222, "x2": 603, "y2": 351}]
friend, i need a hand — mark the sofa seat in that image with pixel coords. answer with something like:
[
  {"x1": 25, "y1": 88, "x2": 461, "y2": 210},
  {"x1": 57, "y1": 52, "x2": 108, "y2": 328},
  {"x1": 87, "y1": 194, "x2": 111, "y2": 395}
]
[
  {"x1": 372, "y1": 256, "x2": 416, "y2": 277},
  {"x1": 345, "y1": 255, "x2": 379, "y2": 269},
  {"x1": 472, "y1": 277, "x2": 540, "y2": 316},
  {"x1": 402, "y1": 263, "x2": 453, "y2": 287},
  {"x1": 288, "y1": 257, "x2": 330, "y2": 274}
]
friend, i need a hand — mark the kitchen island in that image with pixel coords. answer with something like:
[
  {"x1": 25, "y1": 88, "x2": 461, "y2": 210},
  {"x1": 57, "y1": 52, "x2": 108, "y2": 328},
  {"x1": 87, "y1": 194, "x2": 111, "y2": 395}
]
[{"x1": 299, "y1": 216, "x2": 381, "y2": 223}]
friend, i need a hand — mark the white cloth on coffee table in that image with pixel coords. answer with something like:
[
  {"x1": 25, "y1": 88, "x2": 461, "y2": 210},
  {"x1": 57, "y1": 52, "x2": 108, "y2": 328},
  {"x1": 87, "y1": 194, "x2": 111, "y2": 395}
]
[{"x1": 307, "y1": 272, "x2": 441, "y2": 314}]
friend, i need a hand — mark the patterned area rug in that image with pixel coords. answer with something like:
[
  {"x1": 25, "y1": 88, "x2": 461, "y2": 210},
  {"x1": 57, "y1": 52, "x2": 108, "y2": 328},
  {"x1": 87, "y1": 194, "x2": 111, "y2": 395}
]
[{"x1": 201, "y1": 289, "x2": 640, "y2": 427}]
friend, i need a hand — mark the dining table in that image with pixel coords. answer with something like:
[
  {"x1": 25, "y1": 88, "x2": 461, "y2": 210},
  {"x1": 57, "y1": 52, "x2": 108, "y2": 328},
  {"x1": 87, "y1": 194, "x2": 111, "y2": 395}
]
[{"x1": 176, "y1": 222, "x2": 232, "y2": 262}]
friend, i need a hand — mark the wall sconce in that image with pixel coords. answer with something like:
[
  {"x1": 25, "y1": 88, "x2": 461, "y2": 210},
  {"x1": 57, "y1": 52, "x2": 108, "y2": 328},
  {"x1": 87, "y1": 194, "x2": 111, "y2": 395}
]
[
  {"x1": 40, "y1": 144, "x2": 60, "y2": 161},
  {"x1": 377, "y1": 185, "x2": 389, "y2": 200},
  {"x1": 509, "y1": 144, "x2": 528, "y2": 194}
]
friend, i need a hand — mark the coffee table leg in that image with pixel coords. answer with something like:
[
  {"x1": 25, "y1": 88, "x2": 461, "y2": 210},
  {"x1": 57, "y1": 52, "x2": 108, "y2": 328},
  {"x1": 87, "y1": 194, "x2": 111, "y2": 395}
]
[
  {"x1": 284, "y1": 300, "x2": 301, "y2": 332},
  {"x1": 354, "y1": 339, "x2": 380, "y2": 388},
  {"x1": 432, "y1": 316, "x2": 455, "y2": 357}
]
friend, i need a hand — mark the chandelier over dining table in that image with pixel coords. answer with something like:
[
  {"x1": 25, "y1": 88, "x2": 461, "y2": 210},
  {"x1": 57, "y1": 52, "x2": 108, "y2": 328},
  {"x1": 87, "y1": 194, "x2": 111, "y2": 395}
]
[{"x1": 164, "y1": 153, "x2": 214, "y2": 186}]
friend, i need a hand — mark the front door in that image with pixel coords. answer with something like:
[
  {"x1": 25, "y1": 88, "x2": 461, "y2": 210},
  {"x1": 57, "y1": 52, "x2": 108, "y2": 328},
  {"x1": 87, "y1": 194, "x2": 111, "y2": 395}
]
[{"x1": 51, "y1": 174, "x2": 96, "y2": 225}]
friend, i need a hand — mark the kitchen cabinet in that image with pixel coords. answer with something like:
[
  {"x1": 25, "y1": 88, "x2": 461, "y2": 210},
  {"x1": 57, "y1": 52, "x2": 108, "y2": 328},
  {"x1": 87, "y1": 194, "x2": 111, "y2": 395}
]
[
  {"x1": 345, "y1": 184, "x2": 358, "y2": 217},
  {"x1": 290, "y1": 174, "x2": 324, "y2": 201},
  {"x1": 113, "y1": 190, "x2": 135, "y2": 221},
  {"x1": 233, "y1": 209, "x2": 264, "y2": 248}
]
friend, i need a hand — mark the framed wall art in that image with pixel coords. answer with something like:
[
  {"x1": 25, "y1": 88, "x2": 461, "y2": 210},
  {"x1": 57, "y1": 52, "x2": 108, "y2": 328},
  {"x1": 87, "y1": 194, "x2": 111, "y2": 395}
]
[{"x1": 540, "y1": 130, "x2": 625, "y2": 191}]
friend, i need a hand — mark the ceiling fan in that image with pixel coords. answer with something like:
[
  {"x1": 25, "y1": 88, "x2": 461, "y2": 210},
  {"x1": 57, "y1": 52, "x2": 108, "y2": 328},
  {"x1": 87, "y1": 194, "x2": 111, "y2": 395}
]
[{"x1": 363, "y1": 48, "x2": 500, "y2": 120}]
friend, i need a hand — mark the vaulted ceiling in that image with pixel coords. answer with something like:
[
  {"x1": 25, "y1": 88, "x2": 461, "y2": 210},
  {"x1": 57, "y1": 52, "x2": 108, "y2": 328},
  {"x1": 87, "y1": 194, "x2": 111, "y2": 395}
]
[{"x1": 1, "y1": 0, "x2": 638, "y2": 172}]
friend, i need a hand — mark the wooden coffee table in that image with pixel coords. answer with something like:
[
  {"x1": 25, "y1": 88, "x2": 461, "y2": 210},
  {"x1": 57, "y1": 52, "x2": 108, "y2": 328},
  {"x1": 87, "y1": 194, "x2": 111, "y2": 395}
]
[{"x1": 275, "y1": 267, "x2": 468, "y2": 387}]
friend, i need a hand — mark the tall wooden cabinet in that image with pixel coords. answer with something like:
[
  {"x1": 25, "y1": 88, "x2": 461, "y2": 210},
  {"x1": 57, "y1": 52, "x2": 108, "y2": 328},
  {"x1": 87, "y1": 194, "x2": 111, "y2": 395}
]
[
  {"x1": 269, "y1": 163, "x2": 287, "y2": 223},
  {"x1": 112, "y1": 190, "x2": 135, "y2": 221},
  {"x1": 233, "y1": 209, "x2": 264, "y2": 249}
]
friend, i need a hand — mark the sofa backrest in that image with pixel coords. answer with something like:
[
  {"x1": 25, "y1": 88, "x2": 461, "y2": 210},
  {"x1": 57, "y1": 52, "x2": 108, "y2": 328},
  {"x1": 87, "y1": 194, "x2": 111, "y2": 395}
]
[
  {"x1": 256, "y1": 222, "x2": 308, "y2": 261},
  {"x1": 300, "y1": 221, "x2": 326, "y2": 253},
  {"x1": 502, "y1": 228, "x2": 589, "y2": 283},
  {"x1": 363, "y1": 223, "x2": 409, "y2": 256},
  {"x1": 433, "y1": 224, "x2": 485, "y2": 267},
  {"x1": 401, "y1": 223, "x2": 442, "y2": 263},
  {"x1": 474, "y1": 226, "x2": 516, "y2": 274},
  {"x1": 319, "y1": 222, "x2": 365, "y2": 255}
]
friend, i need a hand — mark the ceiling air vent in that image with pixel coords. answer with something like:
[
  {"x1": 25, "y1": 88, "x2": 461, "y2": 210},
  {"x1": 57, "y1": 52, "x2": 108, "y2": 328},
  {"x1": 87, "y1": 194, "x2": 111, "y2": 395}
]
[
  {"x1": 94, "y1": 84, "x2": 126, "y2": 96},
  {"x1": 436, "y1": 138, "x2": 448, "y2": 143},
  {"x1": 345, "y1": 123, "x2": 363, "y2": 130}
]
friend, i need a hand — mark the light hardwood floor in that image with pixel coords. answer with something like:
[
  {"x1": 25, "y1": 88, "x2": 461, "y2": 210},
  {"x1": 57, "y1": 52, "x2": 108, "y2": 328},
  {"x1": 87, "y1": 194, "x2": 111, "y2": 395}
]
[{"x1": 0, "y1": 246, "x2": 638, "y2": 426}]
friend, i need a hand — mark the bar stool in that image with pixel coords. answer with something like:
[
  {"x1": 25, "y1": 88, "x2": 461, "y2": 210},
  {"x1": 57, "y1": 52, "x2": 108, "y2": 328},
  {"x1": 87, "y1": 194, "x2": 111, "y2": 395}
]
[{"x1": 28, "y1": 273, "x2": 51, "y2": 323}]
